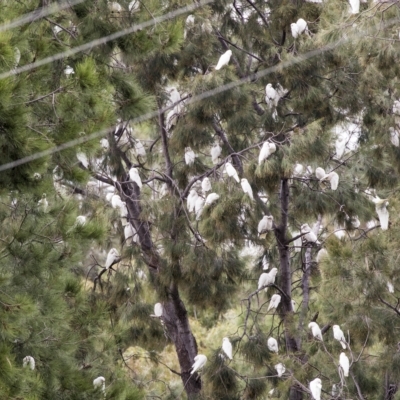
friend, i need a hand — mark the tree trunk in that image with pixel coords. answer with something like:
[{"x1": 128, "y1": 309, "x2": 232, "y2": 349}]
[
  {"x1": 122, "y1": 180, "x2": 201, "y2": 395},
  {"x1": 275, "y1": 178, "x2": 303, "y2": 400}
]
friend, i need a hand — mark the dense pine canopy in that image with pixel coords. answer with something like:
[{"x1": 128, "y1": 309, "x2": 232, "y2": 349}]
[{"x1": 1, "y1": 0, "x2": 400, "y2": 399}]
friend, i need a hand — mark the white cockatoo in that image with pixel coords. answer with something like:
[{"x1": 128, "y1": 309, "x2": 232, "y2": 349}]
[
  {"x1": 291, "y1": 23, "x2": 300, "y2": 38},
  {"x1": 258, "y1": 215, "x2": 274, "y2": 238},
  {"x1": 259, "y1": 141, "x2": 277, "y2": 164},
  {"x1": 309, "y1": 378, "x2": 322, "y2": 400},
  {"x1": 93, "y1": 376, "x2": 106, "y2": 392},
  {"x1": 76, "y1": 152, "x2": 89, "y2": 168},
  {"x1": 291, "y1": 230, "x2": 302, "y2": 252},
  {"x1": 153, "y1": 302, "x2": 164, "y2": 317},
  {"x1": 38, "y1": 193, "x2": 48, "y2": 211},
  {"x1": 262, "y1": 255, "x2": 269, "y2": 271},
  {"x1": 241, "y1": 178, "x2": 254, "y2": 200},
  {"x1": 275, "y1": 363, "x2": 285, "y2": 377},
  {"x1": 75, "y1": 215, "x2": 87, "y2": 227},
  {"x1": 387, "y1": 281, "x2": 394, "y2": 293},
  {"x1": 124, "y1": 223, "x2": 135, "y2": 241},
  {"x1": 187, "y1": 189, "x2": 199, "y2": 212},
  {"x1": 267, "y1": 294, "x2": 281, "y2": 312},
  {"x1": 211, "y1": 143, "x2": 222, "y2": 164},
  {"x1": 205, "y1": 193, "x2": 220, "y2": 206},
  {"x1": 339, "y1": 352, "x2": 350, "y2": 377},
  {"x1": 185, "y1": 147, "x2": 196, "y2": 165},
  {"x1": 202, "y1": 177, "x2": 212, "y2": 193},
  {"x1": 215, "y1": 50, "x2": 232, "y2": 70},
  {"x1": 293, "y1": 163, "x2": 304, "y2": 177},
  {"x1": 258, "y1": 268, "x2": 278, "y2": 291},
  {"x1": 265, "y1": 84, "x2": 279, "y2": 107},
  {"x1": 105, "y1": 248, "x2": 119, "y2": 269},
  {"x1": 191, "y1": 354, "x2": 207, "y2": 374},
  {"x1": 134, "y1": 140, "x2": 146, "y2": 158},
  {"x1": 195, "y1": 197, "x2": 205, "y2": 220},
  {"x1": 64, "y1": 65, "x2": 74, "y2": 76},
  {"x1": 332, "y1": 325, "x2": 347, "y2": 349},
  {"x1": 349, "y1": 0, "x2": 360, "y2": 13},
  {"x1": 111, "y1": 194, "x2": 123, "y2": 209},
  {"x1": 389, "y1": 128, "x2": 399, "y2": 147},
  {"x1": 23, "y1": 356, "x2": 35, "y2": 370},
  {"x1": 375, "y1": 198, "x2": 389, "y2": 230},
  {"x1": 129, "y1": 167, "x2": 142, "y2": 188},
  {"x1": 108, "y1": 1, "x2": 122, "y2": 12},
  {"x1": 267, "y1": 337, "x2": 279, "y2": 353},
  {"x1": 222, "y1": 337, "x2": 233, "y2": 360},
  {"x1": 296, "y1": 18, "x2": 308, "y2": 34},
  {"x1": 315, "y1": 167, "x2": 339, "y2": 190},
  {"x1": 301, "y1": 223, "x2": 320, "y2": 244},
  {"x1": 316, "y1": 248, "x2": 328, "y2": 263},
  {"x1": 308, "y1": 322, "x2": 323, "y2": 341},
  {"x1": 225, "y1": 162, "x2": 240, "y2": 182}
]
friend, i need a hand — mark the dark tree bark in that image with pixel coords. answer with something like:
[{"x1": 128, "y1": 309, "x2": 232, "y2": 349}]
[{"x1": 121, "y1": 179, "x2": 202, "y2": 395}]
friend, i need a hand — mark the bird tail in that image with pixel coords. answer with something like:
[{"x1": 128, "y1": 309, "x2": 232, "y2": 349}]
[
  {"x1": 341, "y1": 341, "x2": 347, "y2": 349},
  {"x1": 234, "y1": 176, "x2": 240, "y2": 183}
]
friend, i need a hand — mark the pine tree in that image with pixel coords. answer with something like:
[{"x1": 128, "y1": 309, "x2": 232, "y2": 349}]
[{"x1": 4, "y1": 0, "x2": 400, "y2": 399}]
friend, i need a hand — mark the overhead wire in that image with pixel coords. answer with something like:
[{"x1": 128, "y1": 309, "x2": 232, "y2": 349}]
[
  {"x1": 0, "y1": 7, "x2": 399, "y2": 172},
  {"x1": 0, "y1": 0, "x2": 86, "y2": 33},
  {"x1": 0, "y1": 0, "x2": 214, "y2": 81}
]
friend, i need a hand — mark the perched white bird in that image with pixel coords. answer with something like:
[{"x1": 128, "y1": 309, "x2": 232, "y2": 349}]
[
  {"x1": 309, "y1": 378, "x2": 322, "y2": 400},
  {"x1": 349, "y1": 0, "x2": 360, "y2": 13},
  {"x1": 258, "y1": 268, "x2": 278, "y2": 291},
  {"x1": 225, "y1": 162, "x2": 240, "y2": 182},
  {"x1": 267, "y1": 337, "x2": 279, "y2": 353},
  {"x1": 259, "y1": 141, "x2": 277, "y2": 164},
  {"x1": 291, "y1": 230, "x2": 302, "y2": 252},
  {"x1": 195, "y1": 197, "x2": 205, "y2": 220},
  {"x1": 76, "y1": 152, "x2": 89, "y2": 168},
  {"x1": 241, "y1": 178, "x2": 254, "y2": 200},
  {"x1": 93, "y1": 376, "x2": 106, "y2": 392},
  {"x1": 291, "y1": 23, "x2": 300, "y2": 39},
  {"x1": 105, "y1": 248, "x2": 119, "y2": 269},
  {"x1": 301, "y1": 223, "x2": 320, "y2": 244},
  {"x1": 258, "y1": 215, "x2": 274, "y2": 238},
  {"x1": 339, "y1": 352, "x2": 350, "y2": 377},
  {"x1": 215, "y1": 50, "x2": 232, "y2": 70},
  {"x1": 267, "y1": 294, "x2": 281, "y2": 312},
  {"x1": 308, "y1": 322, "x2": 323, "y2": 341},
  {"x1": 135, "y1": 140, "x2": 146, "y2": 158},
  {"x1": 315, "y1": 167, "x2": 326, "y2": 180},
  {"x1": 129, "y1": 0, "x2": 140, "y2": 12},
  {"x1": 265, "y1": 84, "x2": 279, "y2": 107},
  {"x1": 111, "y1": 194, "x2": 123, "y2": 209},
  {"x1": 124, "y1": 223, "x2": 135, "y2": 241},
  {"x1": 374, "y1": 197, "x2": 389, "y2": 230},
  {"x1": 23, "y1": 356, "x2": 35, "y2": 370},
  {"x1": 187, "y1": 189, "x2": 199, "y2": 212},
  {"x1": 205, "y1": 193, "x2": 220, "y2": 206},
  {"x1": 191, "y1": 354, "x2": 207, "y2": 374},
  {"x1": 129, "y1": 167, "x2": 142, "y2": 188},
  {"x1": 315, "y1": 167, "x2": 339, "y2": 190},
  {"x1": 222, "y1": 337, "x2": 233, "y2": 360},
  {"x1": 332, "y1": 325, "x2": 347, "y2": 349},
  {"x1": 262, "y1": 255, "x2": 269, "y2": 270},
  {"x1": 108, "y1": 1, "x2": 122, "y2": 12},
  {"x1": 275, "y1": 363, "x2": 285, "y2": 377},
  {"x1": 211, "y1": 143, "x2": 222, "y2": 164},
  {"x1": 389, "y1": 128, "x2": 399, "y2": 147},
  {"x1": 296, "y1": 18, "x2": 308, "y2": 34},
  {"x1": 64, "y1": 65, "x2": 74, "y2": 76},
  {"x1": 387, "y1": 281, "x2": 394, "y2": 293},
  {"x1": 293, "y1": 163, "x2": 304, "y2": 177},
  {"x1": 154, "y1": 303, "x2": 164, "y2": 317},
  {"x1": 201, "y1": 177, "x2": 212, "y2": 193},
  {"x1": 38, "y1": 194, "x2": 48, "y2": 211},
  {"x1": 185, "y1": 147, "x2": 196, "y2": 165},
  {"x1": 316, "y1": 248, "x2": 328, "y2": 263},
  {"x1": 75, "y1": 215, "x2": 87, "y2": 226}
]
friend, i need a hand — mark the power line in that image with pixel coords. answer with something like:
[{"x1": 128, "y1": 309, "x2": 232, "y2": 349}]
[
  {"x1": 0, "y1": 14, "x2": 398, "y2": 173},
  {"x1": 0, "y1": 0, "x2": 86, "y2": 33},
  {"x1": 0, "y1": 0, "x2": 214, "y2": 81}
]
